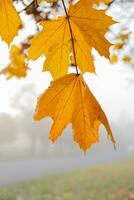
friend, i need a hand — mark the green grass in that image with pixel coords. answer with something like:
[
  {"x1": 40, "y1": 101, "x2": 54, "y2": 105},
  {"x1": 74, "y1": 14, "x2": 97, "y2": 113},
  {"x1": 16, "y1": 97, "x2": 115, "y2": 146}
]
[{"x1": 0, "y1": 159, "x2": 134, "y2": 200}]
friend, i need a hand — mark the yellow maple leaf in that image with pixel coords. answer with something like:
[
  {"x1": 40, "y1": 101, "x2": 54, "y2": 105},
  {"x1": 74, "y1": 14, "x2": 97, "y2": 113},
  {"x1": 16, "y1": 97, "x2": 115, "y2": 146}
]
[
  {"x1": 0, "y1": 0, "x2": 22, "y2": 45},
  {"x1": 0, "y1": 45, "x2": 28, "y2": 79},
  {"x1": 34, "y1": 73, "x2": 115, "y2": 152},
  {"x1": 28, "y1": 0, "x2": 115, "y2": 79}
]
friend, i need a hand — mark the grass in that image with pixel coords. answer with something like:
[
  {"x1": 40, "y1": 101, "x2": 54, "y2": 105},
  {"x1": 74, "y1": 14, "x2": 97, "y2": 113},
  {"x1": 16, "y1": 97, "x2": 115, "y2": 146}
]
[{"x1": 0, "y1": 159, "x2": 134, "y2": 200}]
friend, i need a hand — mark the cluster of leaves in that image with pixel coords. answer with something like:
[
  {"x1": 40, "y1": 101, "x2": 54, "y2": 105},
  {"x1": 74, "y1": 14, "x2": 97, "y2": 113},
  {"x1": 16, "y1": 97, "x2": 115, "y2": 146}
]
[
  {"x1": 0, "y1": 45, "x2": 28, "y2": 79},
  {"x1": 108, "y1": 0, "x2": 134, "y2": 68},
  {"x1": 0, "y1": 0, "x2": 117, "y2": 151},
  {"x1": 110, "y1": 31, "x2": 133, "y2": 66}
]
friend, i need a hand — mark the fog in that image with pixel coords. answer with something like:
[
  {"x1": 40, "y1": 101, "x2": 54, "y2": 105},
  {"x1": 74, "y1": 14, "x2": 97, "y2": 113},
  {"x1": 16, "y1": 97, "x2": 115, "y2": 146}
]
[{"x1": 0, "y1": 84, "x2": 133, "y2": 185}]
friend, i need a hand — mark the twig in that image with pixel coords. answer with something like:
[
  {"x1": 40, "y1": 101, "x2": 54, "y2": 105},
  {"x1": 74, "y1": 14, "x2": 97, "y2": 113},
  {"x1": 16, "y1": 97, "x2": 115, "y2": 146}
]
[{"x1": 61, "y1": 0, "x2": 79, "y2": 75}]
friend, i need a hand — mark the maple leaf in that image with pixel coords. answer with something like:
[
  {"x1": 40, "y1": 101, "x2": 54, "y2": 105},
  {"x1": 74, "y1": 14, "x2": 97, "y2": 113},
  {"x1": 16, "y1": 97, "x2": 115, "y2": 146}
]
[
  {"x1": 34, "y1": 73, "x2": 115, "y2": 152},
  {"x1": 28, "y1": 0, "x2": 115, "y2": 79},
  {"x1": 0, "y1": 45, "x2": 28, "y2": 79},
  {"x1": 0, "y1": 0, "x2": 22, "y2": 44}
]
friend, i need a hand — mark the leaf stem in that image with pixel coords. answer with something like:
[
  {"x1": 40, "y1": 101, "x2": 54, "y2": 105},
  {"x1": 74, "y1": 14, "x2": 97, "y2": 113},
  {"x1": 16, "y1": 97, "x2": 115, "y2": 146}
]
[{"x1": 61, "y1": 0, "x2": 79, "y2": 75}]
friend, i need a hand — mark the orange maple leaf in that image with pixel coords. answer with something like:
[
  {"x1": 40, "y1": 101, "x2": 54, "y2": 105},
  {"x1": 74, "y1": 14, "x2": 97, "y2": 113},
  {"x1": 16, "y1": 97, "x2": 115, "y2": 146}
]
[
  {"x1": 34, "y1": 74, "x2": 115, "y2": 152},
  {"x1": 28, "y1": 0, "x2": 115, "y2": 79}
]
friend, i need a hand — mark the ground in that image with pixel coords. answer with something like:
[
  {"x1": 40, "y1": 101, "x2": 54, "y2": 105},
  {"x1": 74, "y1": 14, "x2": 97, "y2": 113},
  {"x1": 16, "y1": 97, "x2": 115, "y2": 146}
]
[{"x1": 0, "y1": 159, "x2": 134, "y2": 200}]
